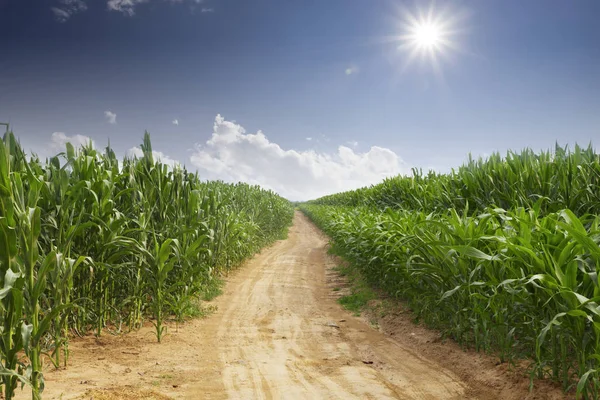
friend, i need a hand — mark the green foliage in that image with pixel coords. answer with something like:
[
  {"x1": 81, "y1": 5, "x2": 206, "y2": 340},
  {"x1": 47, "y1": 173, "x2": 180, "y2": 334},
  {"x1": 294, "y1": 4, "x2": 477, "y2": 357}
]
[
  {"x1": 201, "y1": 277, "x2": 224, "y2": 302},
  {"x1": 0, "y1": 130, "x2": 294, "y2": 399},
  {"x1": 311, "y1": 144, "x2": 600, "y2": 217},
  {"x1": 333, "y1": 264, "x2": 375, "y2": 316},
  {"x1": 301, "y1": 144, "x2": 600, "y2": 399}
]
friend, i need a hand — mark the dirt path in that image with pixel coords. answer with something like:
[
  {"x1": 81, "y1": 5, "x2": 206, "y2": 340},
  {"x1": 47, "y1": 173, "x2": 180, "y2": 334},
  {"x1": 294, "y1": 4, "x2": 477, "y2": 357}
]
[
  {"x1": 188, "y1": 212, "x2": 468, "y2": 400},
  {"x1": 31, "y1": 212, "x2": 564, "y2": 399}
]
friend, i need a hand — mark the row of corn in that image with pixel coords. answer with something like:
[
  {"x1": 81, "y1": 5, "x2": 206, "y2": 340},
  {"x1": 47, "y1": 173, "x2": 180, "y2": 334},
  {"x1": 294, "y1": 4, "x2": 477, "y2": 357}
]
[
  {"x1": 301, "y1": 144, "x2": 600, "y2": 398},
  {"x1": 0, "y1": 130, "x2": 294, "y2": 399}
]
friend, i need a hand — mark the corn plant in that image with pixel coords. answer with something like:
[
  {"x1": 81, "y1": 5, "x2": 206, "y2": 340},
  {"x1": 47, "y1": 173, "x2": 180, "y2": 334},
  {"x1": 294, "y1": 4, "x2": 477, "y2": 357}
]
[
  {"x1": 301, "y1": 144, "x2": 600, "y2": 398},
  {"x1": 312, "y1": 144, "x2": 600, "y2": 217},
  {"x1": 0, "y1": 129, "x2": 294, "y2": 399}
]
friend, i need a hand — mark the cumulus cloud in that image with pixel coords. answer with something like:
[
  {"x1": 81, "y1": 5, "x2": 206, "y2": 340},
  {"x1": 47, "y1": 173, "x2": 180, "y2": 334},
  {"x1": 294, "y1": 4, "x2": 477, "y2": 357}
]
[
  {"x1": 190, "y1": 115, "x2": 408, "y2": 201},
  {"x1": 172, "y1": 119, "x2": 179, "y2": 126},
  {"x1": 50, "y1": 132, "x2": 95, "y2": 151},
  {"x1": 51, "y1": 0, "x2": 87, "y2": 22},
  {"x1": 104, "y1": 110, "x2": 117, "y2": 124},
  {"x1": 22, "y1": 132, "x2": 95, "y2": 161},
  {"x1": 347, "y1": 140, "x2": 358, "y2": 147},
  {"x1": 107, "y1": 0, "x2": 147, "y2": 16},
  {"x1": 127, "y1": 147, "x2": 181, "y2": 168}
]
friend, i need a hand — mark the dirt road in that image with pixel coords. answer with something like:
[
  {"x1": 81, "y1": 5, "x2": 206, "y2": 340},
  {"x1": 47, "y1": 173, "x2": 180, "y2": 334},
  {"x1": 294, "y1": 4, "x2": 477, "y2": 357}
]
[
  {"x1": 35, "y1": 212, "x2": 563, "y2": 399},
  {"x1": 188, "y1": 212, "x2": 468, "y2": 399}
]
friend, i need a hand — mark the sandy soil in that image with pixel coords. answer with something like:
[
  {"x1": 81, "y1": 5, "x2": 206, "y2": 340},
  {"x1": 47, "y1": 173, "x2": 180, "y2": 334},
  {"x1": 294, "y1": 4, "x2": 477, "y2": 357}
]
[{"x1": 19, "y1": 211, "x2": 568, "y2": 399}]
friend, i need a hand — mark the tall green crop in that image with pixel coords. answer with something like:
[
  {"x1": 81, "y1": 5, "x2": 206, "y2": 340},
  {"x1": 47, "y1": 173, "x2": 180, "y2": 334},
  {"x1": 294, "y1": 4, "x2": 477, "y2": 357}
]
[
  {"x1": 301, "y1": 143, "x2": 600, "y2": 399},
  {"x1": 312, "y1": 144, "x2": 600, "y2": 217},
  {"x1": 0, "y1": 129, "x2": 294, "y2": 399}
]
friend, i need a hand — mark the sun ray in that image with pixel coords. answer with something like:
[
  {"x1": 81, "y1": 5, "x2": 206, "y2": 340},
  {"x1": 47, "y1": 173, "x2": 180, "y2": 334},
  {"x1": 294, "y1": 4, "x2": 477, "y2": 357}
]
[{"x1": 392, "y1": 3, "x2": 468, "y2": 74}]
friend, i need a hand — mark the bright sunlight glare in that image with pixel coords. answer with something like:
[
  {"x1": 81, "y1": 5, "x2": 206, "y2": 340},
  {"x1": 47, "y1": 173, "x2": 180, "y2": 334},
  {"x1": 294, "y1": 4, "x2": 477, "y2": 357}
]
[
  {"x1": 393, "y1": 4, "x2": 466, "y2": 74},
  {"x1": 413, "y1": 22, "x2": 442, "y2": 49}
]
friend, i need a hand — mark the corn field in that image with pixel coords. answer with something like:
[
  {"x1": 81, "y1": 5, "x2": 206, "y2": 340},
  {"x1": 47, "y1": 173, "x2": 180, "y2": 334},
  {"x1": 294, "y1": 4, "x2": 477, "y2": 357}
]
[
  {"x1": 314, "y1": 144, "x2": 600, "y2": 216},
  {"x1": 0, "y1": 129, "x2": 293, "y2": 399},
  {"x1": 301, "y1": 145, "x2": 600, "y2": 398}
]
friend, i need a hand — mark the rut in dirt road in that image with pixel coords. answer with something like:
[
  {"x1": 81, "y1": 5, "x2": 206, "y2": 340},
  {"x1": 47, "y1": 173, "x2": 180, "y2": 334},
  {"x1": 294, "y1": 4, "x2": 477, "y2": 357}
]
[{"x1": 187, "y1": 211, "x2": 472, "y2": 399}]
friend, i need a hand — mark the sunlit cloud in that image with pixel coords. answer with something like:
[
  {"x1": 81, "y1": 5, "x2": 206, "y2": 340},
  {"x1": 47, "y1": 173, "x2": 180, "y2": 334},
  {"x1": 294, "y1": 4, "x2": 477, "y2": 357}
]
[
  {"x1": 104, "y1": 110, "x2": 117, "y2": 124},
  {"x1": 28, "y1": 132, "x2": 94, "y2": 160},
  {"x1": 107, "y1": 0, "x2": 147, "y2": 16},
  {"x1": 51, "y1": 132, "x2": 94, "y2": 151},
  {"x1": 50, "y1": 0, "x2": 214, "y2": 20},
  {"x1": 190, "y1": 115, "x2": 408, "y2": 201},
  {"x1": 107, "y1": 0, "x2": 213, "y2": 16},
  {"x1": 51, "y1": 0, "x2": 87, "y2": 22},
  {"x1": 127, "y1": 146, "x2": 181, "y2": 168}
]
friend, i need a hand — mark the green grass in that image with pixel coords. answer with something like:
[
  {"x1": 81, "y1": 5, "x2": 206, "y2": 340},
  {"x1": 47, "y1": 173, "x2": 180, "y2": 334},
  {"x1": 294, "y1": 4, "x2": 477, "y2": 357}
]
[
  {"x1": 277, "y1": 225, "x2": 291, "y2": 240},
  {"x1": 334, "y1": 264, "x2": 375, "y2": 316},
  {"x1": 338, "y1": 292, "x2": 374, "y2": 316},
  {"x1": 201, "y1": 278, "x2": 224, "y2": 302},
  {"x1": 177, "y1": 298, "x2": 217, "y2": 320}
]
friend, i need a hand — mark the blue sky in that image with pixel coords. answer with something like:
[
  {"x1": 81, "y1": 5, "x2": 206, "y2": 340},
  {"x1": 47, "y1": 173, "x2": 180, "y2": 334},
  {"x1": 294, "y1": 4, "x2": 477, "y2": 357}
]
[{"x1": 1, "y1": 0, "x2": 599, "y2": 200}]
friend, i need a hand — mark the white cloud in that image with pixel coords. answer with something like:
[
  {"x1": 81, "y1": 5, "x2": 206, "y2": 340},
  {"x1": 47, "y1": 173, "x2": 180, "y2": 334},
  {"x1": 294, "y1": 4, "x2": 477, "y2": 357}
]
[
  {"x1": 306, "y1": 137, "x2": 312, "y2": 141},
  {"x1": 50, "y1": 132, "x2": 95, "y2": 151},
  {"x1": 127, "y1": 147, "x2": 181, "y2": 168},
  {"x1": 347, "y1": 140, "x2": 358, "y2": 147},
  {"x1": 104, "y1": 110, "x2": 117, "y2": 124},
  {"x1": 172, "y1": 119, "x2": 179, "y2": 126},
  {"x1": 51, "y1": 8, "x2": 71, "y2": 22},
  {"x1": 107, "y1": 0, "x2": 213, "y2": 15},
  {"x1": 107, "y1": 0, "x2": 147, "y2": 16},
  {"x1": 51, "y1": 0, "x2": 87, "y2": 22},
  {"x1": 23, "y1": 132, "x2": 95, "y2": 161},
  {"x1": 50, "y1": 0, "x2": 215, "y2": 20},
  {"x1": 190, "y1": 115, "x2": 408, "y2": 201},
  {"x1": 345, "y1": 66, "x2": 359, "y2": 76}
]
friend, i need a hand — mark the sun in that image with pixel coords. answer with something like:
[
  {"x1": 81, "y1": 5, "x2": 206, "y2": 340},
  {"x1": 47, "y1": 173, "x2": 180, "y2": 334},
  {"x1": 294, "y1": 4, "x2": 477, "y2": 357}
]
[
  {"x1": 413, "y1": 22, "x2": 442, "y2": 49},
  {"x1": 392, "y1": 4, "x2": 465, "y2": 73},
  {"x1": 401, "y1": 11, "x2": 452, "y2": 60}
]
